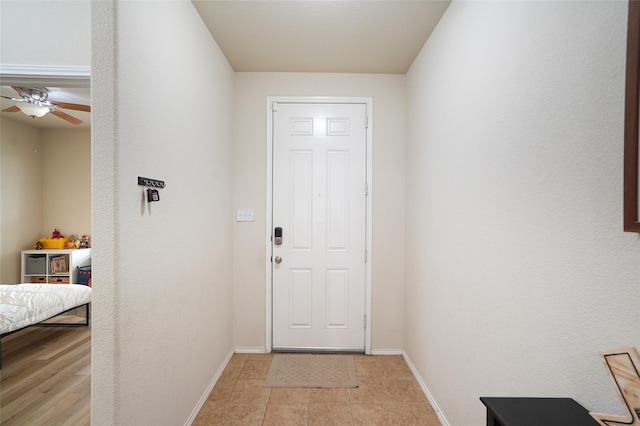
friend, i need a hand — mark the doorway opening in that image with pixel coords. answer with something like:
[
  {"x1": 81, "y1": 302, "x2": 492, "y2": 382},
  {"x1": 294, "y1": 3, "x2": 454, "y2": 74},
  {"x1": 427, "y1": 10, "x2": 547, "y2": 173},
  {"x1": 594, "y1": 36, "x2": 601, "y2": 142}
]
[{"x1": 0, "y1": 65, "x2": 92, "y2": 423}]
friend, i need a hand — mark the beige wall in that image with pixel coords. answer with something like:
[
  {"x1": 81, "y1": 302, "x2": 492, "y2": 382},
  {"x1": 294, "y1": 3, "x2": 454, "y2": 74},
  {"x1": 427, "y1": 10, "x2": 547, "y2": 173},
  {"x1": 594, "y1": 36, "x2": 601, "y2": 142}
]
[
  {"x1": 404, "y1": 1, "x2": 637, "y2": 425},
  {"x1": 40, "y1": 129, "x2": 91, "y2": 238},
  {"x1": 0, "y1": 118, "x2": 43, "y2": 282},
  {"x1": 91, "y1": 1, "x2": 235, "y2": 424},
  {"x1": 0, "y1": 119, "x2": 90, "y2": 283},
  {"x1": 233, "y1": 73, "x2": 406, "y2": 352}
]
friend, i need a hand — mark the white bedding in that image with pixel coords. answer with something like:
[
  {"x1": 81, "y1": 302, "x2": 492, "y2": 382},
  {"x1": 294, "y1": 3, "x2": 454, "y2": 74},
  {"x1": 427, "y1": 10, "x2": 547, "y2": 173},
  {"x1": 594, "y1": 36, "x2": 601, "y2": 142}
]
[{"x1": 0, "y1": 283, "x2": 92, "y2": 334}]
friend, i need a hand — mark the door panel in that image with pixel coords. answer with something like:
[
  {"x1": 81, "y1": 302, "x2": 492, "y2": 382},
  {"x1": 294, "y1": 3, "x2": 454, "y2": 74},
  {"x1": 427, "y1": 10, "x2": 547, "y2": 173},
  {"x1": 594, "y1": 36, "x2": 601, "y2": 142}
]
[
  {"x1": 326, "y1": 269, "x2": 348, "y2": 328},
  {"x1": 290, "y1": 269, "x2": 312, "y2": 328},
  {"x1": 272, "y1": 102, "x2": 367, "y2": 351},
  {"x1": 327, "y1": 151, "x2": 349, "y2": 250},
  {"x1": 290, "y1": 151, "x2": 313, "y2": 250}
]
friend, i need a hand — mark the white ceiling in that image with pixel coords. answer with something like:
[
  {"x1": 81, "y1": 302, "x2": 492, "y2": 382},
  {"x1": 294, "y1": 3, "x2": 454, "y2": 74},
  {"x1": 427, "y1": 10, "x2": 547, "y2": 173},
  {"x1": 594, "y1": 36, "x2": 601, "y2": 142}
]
[
  {"x1": 0, "y1": 1, "x2": 450, "y2": 129},
  {"x1": 192, "y1": 0, "x2": 451, "y2": 74}
]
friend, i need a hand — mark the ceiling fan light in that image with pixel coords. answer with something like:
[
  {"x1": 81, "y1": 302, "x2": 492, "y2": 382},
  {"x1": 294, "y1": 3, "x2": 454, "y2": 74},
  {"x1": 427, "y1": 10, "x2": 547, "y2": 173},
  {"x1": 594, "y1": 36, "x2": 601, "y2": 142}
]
[{"x1": 16, "y1": 103, "x2": 50, "y2": 118}]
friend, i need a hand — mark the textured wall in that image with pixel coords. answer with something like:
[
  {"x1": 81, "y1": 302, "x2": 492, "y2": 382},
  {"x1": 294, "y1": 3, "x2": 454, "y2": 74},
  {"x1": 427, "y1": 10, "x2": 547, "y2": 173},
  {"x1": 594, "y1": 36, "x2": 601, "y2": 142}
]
[
  {"x1": 91, "y1": 2, "x2": 235, "y2": 424},
  {"x1": 404, "y1": 1, "x2": 639, "y2": 425}
]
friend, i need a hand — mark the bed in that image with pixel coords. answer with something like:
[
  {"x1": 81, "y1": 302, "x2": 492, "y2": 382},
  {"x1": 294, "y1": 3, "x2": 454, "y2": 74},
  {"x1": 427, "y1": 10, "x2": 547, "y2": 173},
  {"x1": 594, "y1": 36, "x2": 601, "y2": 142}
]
[{"x1": 0, "y1": 283, "x2": 92, "y2": 369}]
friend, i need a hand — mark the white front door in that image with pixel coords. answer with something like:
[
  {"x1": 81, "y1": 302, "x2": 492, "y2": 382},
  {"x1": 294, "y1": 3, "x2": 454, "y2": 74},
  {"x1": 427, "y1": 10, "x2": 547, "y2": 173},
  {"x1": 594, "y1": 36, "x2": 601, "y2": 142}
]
[{"x1": 271, "y1": 101, "x2": 368, "y2": 351}]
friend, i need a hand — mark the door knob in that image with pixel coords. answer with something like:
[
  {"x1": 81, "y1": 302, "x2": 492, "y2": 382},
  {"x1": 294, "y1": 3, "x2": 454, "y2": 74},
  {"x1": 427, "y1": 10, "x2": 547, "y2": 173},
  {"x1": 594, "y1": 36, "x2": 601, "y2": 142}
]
[{"x1": 274, "y1": 256, "x2": 283, "y2": 264}]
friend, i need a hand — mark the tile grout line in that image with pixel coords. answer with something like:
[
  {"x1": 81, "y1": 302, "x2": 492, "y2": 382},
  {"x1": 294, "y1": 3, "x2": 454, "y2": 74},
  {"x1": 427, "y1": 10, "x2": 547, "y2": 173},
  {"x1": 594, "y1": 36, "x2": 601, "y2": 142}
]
[{"x1": 193, "y1": 353, "x2": 441, "y2": 425}]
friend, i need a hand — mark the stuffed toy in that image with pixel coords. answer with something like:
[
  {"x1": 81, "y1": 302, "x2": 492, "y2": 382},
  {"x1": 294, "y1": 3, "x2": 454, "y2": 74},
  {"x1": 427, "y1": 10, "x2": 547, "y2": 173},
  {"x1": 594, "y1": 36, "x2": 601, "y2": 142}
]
[{"x1": 79, "y1": 235, "x2": 90, "y2": 248}]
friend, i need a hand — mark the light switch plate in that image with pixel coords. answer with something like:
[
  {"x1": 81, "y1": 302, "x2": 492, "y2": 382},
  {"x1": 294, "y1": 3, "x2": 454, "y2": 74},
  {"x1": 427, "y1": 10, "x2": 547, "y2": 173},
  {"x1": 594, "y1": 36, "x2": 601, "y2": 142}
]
[{"x1": 236, "y1": 208, "x2": 254, "y2": 222}]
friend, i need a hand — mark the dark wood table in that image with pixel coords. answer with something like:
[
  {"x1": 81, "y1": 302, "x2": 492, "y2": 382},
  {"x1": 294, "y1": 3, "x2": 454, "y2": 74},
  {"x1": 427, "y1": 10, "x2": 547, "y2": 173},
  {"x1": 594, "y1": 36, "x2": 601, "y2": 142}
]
[{"x1": 480, "y1": 397, "x2": 600, "y2": 426}]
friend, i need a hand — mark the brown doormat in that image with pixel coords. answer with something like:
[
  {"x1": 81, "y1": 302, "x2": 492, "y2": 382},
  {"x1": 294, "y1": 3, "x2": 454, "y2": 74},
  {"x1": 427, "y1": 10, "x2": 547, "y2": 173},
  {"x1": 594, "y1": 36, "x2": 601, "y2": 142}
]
[{"x1": 264, "y1": 354, "x2": 358, "y2": 388}]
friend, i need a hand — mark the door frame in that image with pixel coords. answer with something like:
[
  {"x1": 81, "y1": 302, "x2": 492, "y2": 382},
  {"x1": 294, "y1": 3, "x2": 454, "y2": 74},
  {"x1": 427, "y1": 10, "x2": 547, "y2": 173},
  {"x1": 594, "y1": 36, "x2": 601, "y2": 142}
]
[{"x1": 265, "y1": 96, "x2": 373, "y2": 355}]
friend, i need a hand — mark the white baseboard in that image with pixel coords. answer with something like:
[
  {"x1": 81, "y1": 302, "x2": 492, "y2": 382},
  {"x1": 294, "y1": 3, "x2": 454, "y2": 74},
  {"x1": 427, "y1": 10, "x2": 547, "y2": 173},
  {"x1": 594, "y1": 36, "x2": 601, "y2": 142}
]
[
  {"x1": 402, "y1": 350, "x2": 450, "y2": 426},
  {"x1": 185, "y1": 349, "x2": 234, "y2": 426},
  {"x1": 234, "y1": 347, "x2": 267, "y2": 354},
  {"x1": 234, "y1": 348, "x2": 401, "y2": 356},
  {"x1": 370, "y1": 349, "x2": 404, "y2": 356}
]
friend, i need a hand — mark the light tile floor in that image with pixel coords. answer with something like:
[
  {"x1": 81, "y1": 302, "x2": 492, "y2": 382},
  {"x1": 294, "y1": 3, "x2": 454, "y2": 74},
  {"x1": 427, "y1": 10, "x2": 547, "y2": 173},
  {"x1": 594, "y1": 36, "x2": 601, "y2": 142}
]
[{"x1": 194, "y1": 353, "x2": 441, "y2": 425}]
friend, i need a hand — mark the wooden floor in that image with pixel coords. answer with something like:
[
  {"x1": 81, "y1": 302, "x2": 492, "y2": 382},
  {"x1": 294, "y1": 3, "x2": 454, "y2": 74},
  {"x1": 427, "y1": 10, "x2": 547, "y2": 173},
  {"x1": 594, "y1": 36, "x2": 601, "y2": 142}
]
[
  {"x1": 0, "y1": 315, "x2": 91, "y2": 426},
  {"x1": 1, "y1": 327, "x2": 440, "y2": 425}
]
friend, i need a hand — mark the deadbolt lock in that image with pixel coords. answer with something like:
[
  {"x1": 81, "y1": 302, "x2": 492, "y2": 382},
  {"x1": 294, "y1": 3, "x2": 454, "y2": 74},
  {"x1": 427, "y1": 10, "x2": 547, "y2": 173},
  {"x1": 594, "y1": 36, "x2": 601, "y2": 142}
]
[{"x1": 274, "y1": 227, "x2": 283, "y2": 246}]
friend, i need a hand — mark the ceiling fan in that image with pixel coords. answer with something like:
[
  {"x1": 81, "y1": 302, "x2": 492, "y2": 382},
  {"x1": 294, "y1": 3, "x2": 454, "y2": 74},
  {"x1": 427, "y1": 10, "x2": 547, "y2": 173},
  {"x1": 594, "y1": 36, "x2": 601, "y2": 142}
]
[{"x1": 1, "y1": 86, "x2": 90, "y2": 125}]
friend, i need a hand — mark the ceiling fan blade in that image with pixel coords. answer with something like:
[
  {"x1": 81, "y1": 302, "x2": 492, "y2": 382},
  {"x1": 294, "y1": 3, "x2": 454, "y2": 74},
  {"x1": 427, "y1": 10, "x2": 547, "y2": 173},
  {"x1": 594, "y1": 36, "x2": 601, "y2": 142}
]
[
  {"x1": 11, "y1": 86, "x2": 30, "y2": 98},
  {"x1": 2, "y1": 106, "x2": 20, "y2": 113},
  {"x1": 50, "y1": 108, "x2": 83, "y2": 125},
  {"x1": 1, "y1": 95, "x2": 24, "y2": 102},
  {"x1": 51, "y1": 101, "x2": 90, "y2": 112}
]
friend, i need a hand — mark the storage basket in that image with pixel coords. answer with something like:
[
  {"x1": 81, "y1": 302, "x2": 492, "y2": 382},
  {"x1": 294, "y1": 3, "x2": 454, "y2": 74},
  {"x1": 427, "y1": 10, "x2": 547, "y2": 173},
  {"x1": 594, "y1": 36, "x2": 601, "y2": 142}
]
[
  {"x1": 25, "y1": 255, "x2": 46, "y2": 275},
  {"x1": 77, "y1": 265, "x2": 92, "y2": 286},
  {"x1": 39, "y1": 237, "x2": 69, "y2": 249}
]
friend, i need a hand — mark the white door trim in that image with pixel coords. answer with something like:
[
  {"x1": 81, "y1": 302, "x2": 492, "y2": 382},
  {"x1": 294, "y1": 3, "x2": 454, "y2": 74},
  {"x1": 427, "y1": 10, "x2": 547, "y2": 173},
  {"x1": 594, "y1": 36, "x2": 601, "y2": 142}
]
[{"x1": 266, "y1": 96, "x2": 373, "y2": 355}]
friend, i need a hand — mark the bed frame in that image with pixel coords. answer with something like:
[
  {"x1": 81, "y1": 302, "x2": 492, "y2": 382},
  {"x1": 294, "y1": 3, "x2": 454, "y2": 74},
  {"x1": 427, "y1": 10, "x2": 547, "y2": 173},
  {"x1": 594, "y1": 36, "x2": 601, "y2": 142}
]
[{"x1": 0, "y1": 302, "x2": 90, "y2": 369}]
